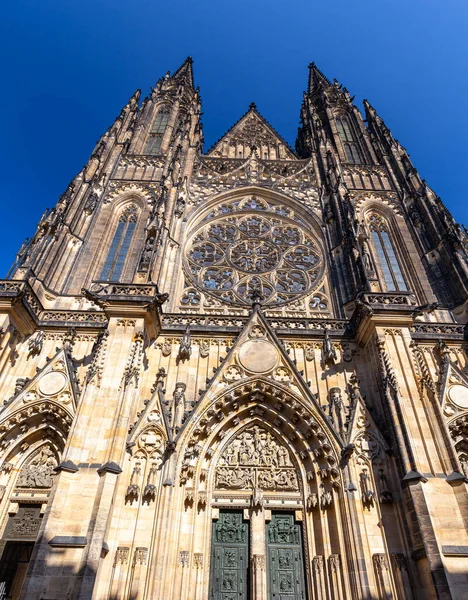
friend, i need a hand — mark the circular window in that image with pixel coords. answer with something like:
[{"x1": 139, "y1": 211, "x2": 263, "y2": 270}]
[{"x1": 185, "y1": 201, "x2": 325, "y2": 307}]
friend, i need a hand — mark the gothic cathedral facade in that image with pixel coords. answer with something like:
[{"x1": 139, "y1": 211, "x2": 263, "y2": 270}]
[{"x1": 0, "y1": 58, "x2": 467, "y2": 600}]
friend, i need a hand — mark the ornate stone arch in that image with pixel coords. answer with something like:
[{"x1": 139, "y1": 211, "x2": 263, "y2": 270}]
[
  {"x1": 177, "y1": 377, "x2": 344, "y2": 508},
  {"x1": 90, "y1": 196, "x2": 147, "y2": 284},
  {"x1": 356, "y1": 200, "x2": 424, "y2": 299},
  {"x1": 0, "y1": 399, "x2": 71, "y2": 471}
]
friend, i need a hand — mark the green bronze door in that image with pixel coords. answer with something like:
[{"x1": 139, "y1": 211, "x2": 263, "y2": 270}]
[
  {"x1": 210, "y1": 510, "x2": 250, "y2": 600},
  {"x1": 266, "y1": 513, "x2": 307, "y2": 600}
]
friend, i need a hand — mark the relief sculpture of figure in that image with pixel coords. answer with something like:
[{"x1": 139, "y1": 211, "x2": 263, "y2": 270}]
[{"x1": 17, "y1": 447, "x2": 57, "y2": 489}]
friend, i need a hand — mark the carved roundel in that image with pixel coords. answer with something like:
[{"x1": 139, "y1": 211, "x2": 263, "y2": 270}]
[{"x1": 185, "y1": 199, "x2": 325, "y2": 307}]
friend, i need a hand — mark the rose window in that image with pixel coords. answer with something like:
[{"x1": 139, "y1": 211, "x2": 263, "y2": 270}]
[{"x1": 185, "y1": 209, "x2": 325, "y2": 307}]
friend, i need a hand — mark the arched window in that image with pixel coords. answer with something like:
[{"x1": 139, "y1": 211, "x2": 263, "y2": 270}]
[
  {"x1": 336, "y1": 116, "x2": 362, "y2": 164},
  {"x1": 145, "y1": 107, "x2": 170, "y2": 155},
  {"x1": 100, "y1": 205, "x2": 138, "y2": 281},
  {"x1": 368, "y1": 214, "x2": 407, "y2": 292}
]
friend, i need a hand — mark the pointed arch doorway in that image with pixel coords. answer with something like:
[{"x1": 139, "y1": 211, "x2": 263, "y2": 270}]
[{"x1": 208, "y1": 422, "x2": 309, "y2": 600}]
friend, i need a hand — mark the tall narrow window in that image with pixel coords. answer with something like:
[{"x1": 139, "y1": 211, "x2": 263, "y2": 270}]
[
  {"x1": 369, "y1": 214, "x2": 407, "y2": 292},
  {"x1": 100, "y1": 205, "x2": 138, "y2": 281},
  {"x1": 336, "y1": 116, "x2": 362, "y2": 164},
  {"x1": 145, "y1": 107, "x2": 170, "y2": 155}
]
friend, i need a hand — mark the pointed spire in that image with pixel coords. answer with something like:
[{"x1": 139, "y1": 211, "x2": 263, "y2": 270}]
[
  {"x1": 308, "y1": 62, "x2": 332, "y2": 95},
  {"x1": 127, "y1": 88, "x2": 141, "y2": 110},
  {"x1": 172, "y1": 56, "x2": 194, "y2": 89},
  {"x1": 363, "y1": 99, "x2": 382, "y2": 125}
]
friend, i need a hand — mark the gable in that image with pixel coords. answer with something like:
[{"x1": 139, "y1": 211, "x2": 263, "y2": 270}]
[{"x1": 207, "y1": 106, "x2": 296, "y2": 160}]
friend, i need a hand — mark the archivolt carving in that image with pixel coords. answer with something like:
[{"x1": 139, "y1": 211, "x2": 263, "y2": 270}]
[{"x1": 178, "y1": 379, "x2": 342, "y2": 496}]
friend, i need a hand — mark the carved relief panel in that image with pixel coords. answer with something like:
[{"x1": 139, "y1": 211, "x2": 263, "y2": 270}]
[{"x1": 215, "y1": 425, "x2": 299, "y2": 492}]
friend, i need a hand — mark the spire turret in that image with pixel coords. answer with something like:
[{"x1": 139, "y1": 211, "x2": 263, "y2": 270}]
[
  {"x1": 307, "y1": 62, "x2": 332, "y2": 96},
  {"x1": 172, "y1": 56, "x2": 195, "y2": 89}
]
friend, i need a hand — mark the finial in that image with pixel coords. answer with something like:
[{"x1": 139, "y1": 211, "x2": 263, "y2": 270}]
[{"x1": 249, "y1": 102, "x2": 257, "y2": 111}]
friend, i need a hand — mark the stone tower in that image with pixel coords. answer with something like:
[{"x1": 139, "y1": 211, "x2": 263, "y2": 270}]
[{"x1": 0, "y1": 58, "x2": 467, "y2": 599}]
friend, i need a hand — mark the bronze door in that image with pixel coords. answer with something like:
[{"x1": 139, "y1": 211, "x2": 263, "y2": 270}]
[
  {"x1": 210, "y1": 510, "x2": 249, "y2": 600},
  {"x1": 267, "y1": 513, "x2": 307, "y2": 600}
]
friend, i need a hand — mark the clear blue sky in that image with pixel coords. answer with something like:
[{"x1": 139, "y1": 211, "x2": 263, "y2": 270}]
[{"x1": 1, "y1": 0, "x2": 467, "y2": 277}]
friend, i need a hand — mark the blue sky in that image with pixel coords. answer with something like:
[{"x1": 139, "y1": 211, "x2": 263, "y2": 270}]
[{"x1": 1, "y1": 0, "x2": 467, "y2": 277}]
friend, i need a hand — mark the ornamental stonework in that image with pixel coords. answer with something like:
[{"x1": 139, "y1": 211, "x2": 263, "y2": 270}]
[
  {"x1": 215, "y1": 426, "x2": 299, "y2": 491},
  {"x1": 185, "y1": 196, "x2": 324, "y2": 307}
]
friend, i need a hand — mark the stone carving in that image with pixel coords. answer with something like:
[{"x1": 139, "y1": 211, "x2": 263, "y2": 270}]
[
  {"x1": 199, "y1": 340, "x2": 210, "y2": 358},
  {"x1": 138, "y1": 234, "x2": 156, "y2": 272},
  {"x1": 16, "y1": 446, "x2": 58, "y2": 488},
  {"x1": 360, "y1": 468, "x2": 375, "y2": 507},
  {"x1": 185, "y1": 208, "x2": 324, "y2": 308},
  {"x1": 313, "y1": 555, "x2": 324, "y2": 574},
  {"x1": 177, "y1": 325, "x2": 191, "y2": 364},
  {"x1": 143, "y1": 462, "x2": 158, "y2": 500},
  {"x1": 215, "y1": 426, "x2": 298, "y2": 491},
  {"x1": 27, "y1": 331, "x2": 44, "y2": 358},
  {"x1": 114, "y1": 547, "x2": 130, "y2": 566},
  {"x1": 321, "y1": 328, "x2": 337, "y2": 365},
  {"x1": 133, "y1": 547, "x2": 148, "y2": 565},
  {"x1": 126, "y1": 462, "x2": 141, "y2": 500},
  {"x1": 161, "y1": 340, "x2": 172, "y2": 357},
  {"x1": 194, "y1": 553, "x2": 203, "y2": 568}
]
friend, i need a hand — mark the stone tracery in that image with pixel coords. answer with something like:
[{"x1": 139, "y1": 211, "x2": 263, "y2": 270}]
[{"x1": 185, "y1": 196, "x2": 325, "y2": 307}]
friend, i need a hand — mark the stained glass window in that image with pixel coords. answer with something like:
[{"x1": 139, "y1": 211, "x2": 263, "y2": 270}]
[
  {"x1": 145, "y1": 108, "x2": 170, "y2": 155},
  {"x1": 185, "y1": 196, "x2": 325, "y2": 307},
  {"x1": 100, "y1": 206, "x2": 138, "y2": 281},
  {"x1": 336, "y1": 116, "x2": 362, "y2": 164},
  {"x1": 369, "y1": 215, "x2": 407, "y2": 292}
]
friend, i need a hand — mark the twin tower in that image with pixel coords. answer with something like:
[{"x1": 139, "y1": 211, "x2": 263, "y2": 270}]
[{"x1": 0, "y1": 57, "x2": 467, "y2": 599}]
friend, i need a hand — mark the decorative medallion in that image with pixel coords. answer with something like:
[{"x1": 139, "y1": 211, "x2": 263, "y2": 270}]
[
  {"x1": 238, "y1": 340, "x2": 278, "y2": 373},
  {"x1": 448, "y1": 385, "x2": 468, "y2": 409},
  {"x1": 38, "y1": 371, "x2": 67, "y2": 396}
]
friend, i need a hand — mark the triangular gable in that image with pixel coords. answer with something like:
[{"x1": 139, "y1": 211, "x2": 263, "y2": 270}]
[
  {"x1": 1, "y1": 348, "x2": 79, "y2": 420},
  {"x1": 347, "y1": 391, "x2": 389, "y2": 463},
  {"x1": 127, "y1": 370, "x2": 171, "y2": 449},
  {"x1": 176, "y1": 306, "x2": 342, "y2": 448},
  {"x1": 206, "y1": 104, "x2": 297, "y2": 160}
]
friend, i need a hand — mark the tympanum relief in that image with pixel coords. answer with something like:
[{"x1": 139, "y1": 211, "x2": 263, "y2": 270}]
[{"x1": 215, "y1": 426, "x2": 299, "y2": 492}]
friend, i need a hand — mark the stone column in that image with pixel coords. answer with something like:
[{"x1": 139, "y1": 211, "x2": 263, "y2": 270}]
[
  {"x1": 373, "y1": 553, "x2": 394, "y2": 600},
  {"x1": 128, "y1": 547, "x2": 149, "y2": 599},
  {"x1": 391, "y1": 553, "x2": 414, "y2": 600},
  {"x1": 109, "y1": 546, "x2": 130, "y2": 599},
  {"x1": 328, "y1": 554, "x2": 344, "y2": 600},
  {"x1": 251, "y1": 505, "x2": 267, "y2": 600},
  {"x1": 312, "y1": 555, "x2": 327, "y2": 600}
]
